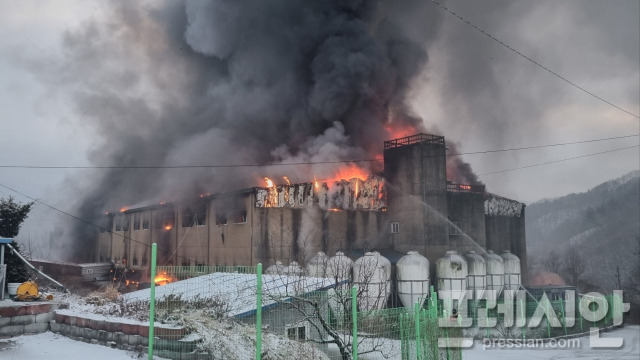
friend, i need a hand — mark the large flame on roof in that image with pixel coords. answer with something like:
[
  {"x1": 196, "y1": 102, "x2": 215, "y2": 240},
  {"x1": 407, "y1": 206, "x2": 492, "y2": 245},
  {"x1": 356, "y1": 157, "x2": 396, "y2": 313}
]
[
  {"x1": 326, "y1": 163, "x2": 369, "y2": 183},
  {"x1": 385, "y1": 124, "x2": 417, "y2": 141}
]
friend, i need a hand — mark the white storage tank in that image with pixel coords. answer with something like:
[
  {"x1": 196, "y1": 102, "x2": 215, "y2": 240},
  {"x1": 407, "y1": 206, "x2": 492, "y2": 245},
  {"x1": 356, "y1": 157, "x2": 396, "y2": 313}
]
[
  {"x1": 436, "y1": 250, "x2": 468, "y2": 292},
  {"x1": 326, "y1": 251, "x2": 354, "y2": 281},
  {"x1": 306, "y1": 251, "x2": 329, "y2": 277},
  {"x1": 500, "y1": 250, "x2": 521, "y2": 291},
  {"x1": 463, "y1": 250, "x2": 486, "y2": 298},
  {"x1": 326, "y1": 251, "x2": 354, "y2": 325},
  {"x1": 396, "y1": 251, "x2": 430, "y2": 309},
  {"x1": 285, "y1": 261, "x2": 304, "y2": 276},
  {"x1": 482, "y1": 250, "x2": 505, "y2": 297},
  {"x1": 353, "y1": 252, "x2": 391, "y2": 310},
  {"x1": 265, "y1": 261, "x2": 286, "y2": 275}
]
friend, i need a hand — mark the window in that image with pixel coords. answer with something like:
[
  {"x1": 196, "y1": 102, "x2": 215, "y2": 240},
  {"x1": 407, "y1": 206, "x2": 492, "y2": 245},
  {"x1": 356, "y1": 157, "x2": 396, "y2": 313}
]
[
  {"x1": 182, "y1": 207, "x2": 195, "y2": 227},
  {"x1": 154, "y1": 210, "x2": 175, "y2": 230},
  {"x1": 121, "y1": 215, "x2": 130, "y2": 231},
  {"x1": 194, "y1": 203, "x2": 207, "y2": 226},
  {"x1": 115, "y1": 217, "x2": 121, "y2": 232},
  {"x1": 142, "y1": 213, "x2": 150, "y2": 230},
  {"x1": 286, "y1": 324, "x2": 307, "y2": 340},
  {"x1": 230, "y1": 210, "x2": 247, "y2": 224},
  {"x1": 133, "y1": 213, "x2": 141, "y2": 230},
  {"x1": 183, "y1": 203, "x2": 207, "y2": 227},
  {"x1": 216, "y1": 214, "x2": 227, "y2": 226},
  {"x1": 391, "y1": 222, "x2": 399, "y2": 234},
  {"x1": 448, "y1": 221, "x2": 463, "y2": 236}
]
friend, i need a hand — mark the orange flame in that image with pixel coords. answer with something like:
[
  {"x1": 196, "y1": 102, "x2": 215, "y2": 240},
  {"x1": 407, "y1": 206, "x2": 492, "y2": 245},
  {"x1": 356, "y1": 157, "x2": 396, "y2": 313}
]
[
  {"x1": 164, "y1": 225, "x2": 173, "y2": 231},
  {"x1": 283, "y1": 176, "x2": 291, "y2": 185},
  {"x1": 119, "y1": 207, "x2": 128, "y2": 213},
  {"x1": 327, "y1": 163, "x2": 369, "y2": 183},
  {"x1": 154, "y1": 272, "x2": 175, "y2": 286},
  {"x1": 385, "y1": 124, "x2": 417, "y2": 140},
  {"x1": 264, "y1": 177, "x2": 274, "y2": 188}
]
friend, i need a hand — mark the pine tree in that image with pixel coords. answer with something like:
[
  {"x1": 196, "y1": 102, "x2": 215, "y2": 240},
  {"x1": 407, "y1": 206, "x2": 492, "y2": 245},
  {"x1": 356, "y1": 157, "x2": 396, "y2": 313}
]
[{"x1": 0, "y1": 196, "x2": 34, "y2": 284}]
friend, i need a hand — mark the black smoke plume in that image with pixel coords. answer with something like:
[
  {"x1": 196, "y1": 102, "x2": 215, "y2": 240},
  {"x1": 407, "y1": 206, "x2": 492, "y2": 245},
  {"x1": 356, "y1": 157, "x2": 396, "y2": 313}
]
[{"x1": 38, "y1": 0, "x2": 482, "y2": 260}]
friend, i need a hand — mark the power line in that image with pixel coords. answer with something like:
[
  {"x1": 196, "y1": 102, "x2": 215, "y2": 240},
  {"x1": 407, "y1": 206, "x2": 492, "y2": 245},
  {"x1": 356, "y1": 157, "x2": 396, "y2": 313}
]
[
  {"x1": 429, "y1": 0, "x2": 640, "y2": 119},
  {"x1": 0, "y1": 182, "x2": 195, "y2": 265},
  {"x1": 479, "y1": 144, "x2": 639, "y2": 176},
  {"x1": 0, "y1": 134, "x2": 636, "y2": 169}
]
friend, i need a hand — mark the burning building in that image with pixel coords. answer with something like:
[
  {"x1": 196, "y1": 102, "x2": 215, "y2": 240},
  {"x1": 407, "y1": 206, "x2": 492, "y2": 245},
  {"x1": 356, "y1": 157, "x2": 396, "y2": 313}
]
[{"x1": 94, "y1": 133, "x2": 526, "y2": 282}]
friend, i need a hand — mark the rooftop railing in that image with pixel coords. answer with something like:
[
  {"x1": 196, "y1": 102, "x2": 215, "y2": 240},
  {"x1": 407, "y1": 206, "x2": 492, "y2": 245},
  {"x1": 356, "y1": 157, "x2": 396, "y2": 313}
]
[{"x1": 384, "y1": 133, "x2": 445, "y2": 149}]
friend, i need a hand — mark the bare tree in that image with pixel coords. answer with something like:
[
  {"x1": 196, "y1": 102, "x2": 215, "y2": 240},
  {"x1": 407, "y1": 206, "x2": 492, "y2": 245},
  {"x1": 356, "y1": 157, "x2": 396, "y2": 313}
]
[
  {"x1": 542, "y1": 251, "x2": 563, "y2": 275},
  {"x1": 260, "y1": 250, "x2": 396, "y2": 360},
  {"x1": 562, "y1": 246, "x2": 584, "y2": 290}
]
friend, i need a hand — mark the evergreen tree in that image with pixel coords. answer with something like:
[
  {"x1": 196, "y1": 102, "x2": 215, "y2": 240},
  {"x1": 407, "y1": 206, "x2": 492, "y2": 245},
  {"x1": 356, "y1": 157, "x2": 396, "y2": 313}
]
[{"x1": 0, "y1": 196, "x2": 34, "y2": 283}]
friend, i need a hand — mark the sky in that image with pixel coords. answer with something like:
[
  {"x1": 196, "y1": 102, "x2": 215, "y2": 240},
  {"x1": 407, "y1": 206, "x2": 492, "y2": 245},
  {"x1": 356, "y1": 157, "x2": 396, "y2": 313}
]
[{"x1": 0, "y1": 0, "x2": 638, "y2": 248}]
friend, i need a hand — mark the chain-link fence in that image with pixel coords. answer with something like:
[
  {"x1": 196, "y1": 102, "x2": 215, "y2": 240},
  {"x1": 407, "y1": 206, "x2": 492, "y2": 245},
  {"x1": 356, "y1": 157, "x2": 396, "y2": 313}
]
[{"x1": 138, "y1": 254, "x2": 622, "y2": 359}]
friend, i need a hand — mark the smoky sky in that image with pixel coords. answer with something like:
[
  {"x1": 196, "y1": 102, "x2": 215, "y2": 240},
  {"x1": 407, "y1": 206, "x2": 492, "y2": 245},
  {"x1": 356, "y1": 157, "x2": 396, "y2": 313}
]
[{"x1": 39, "y1": 0, "x2": 473, "y2": 221}]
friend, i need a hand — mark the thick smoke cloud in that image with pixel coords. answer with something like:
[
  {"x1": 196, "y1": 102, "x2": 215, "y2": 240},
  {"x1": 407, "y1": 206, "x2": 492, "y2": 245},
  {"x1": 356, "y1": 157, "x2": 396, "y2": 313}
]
[{"x1": 35, "y1": 0, "x2": 487, "y2": 259}]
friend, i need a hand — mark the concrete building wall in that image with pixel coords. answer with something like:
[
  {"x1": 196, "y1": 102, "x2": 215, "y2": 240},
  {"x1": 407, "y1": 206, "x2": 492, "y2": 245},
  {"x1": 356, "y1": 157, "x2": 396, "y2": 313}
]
[
  {"x1": 384, "y1": 135, "x2": 448, "y2": 255},
  {"x1": 446, "y1": 191, "x2": 487, "y2": 250}
]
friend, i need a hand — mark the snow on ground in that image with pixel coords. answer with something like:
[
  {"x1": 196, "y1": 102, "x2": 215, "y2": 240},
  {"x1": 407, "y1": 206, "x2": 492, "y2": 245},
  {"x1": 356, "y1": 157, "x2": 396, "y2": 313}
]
[
  {"x1": 122, "y1": 272, "x2": 340, "y2": 317},
  {"x1": 0, "y1": 331, "x2": 157, "y2": 360}
]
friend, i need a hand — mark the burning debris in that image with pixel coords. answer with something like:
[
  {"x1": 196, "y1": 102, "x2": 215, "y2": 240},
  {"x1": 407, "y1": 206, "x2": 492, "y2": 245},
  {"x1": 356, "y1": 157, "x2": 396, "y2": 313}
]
[{"x1": 256, "y1": 176, "x2": 386, "y2": 211}]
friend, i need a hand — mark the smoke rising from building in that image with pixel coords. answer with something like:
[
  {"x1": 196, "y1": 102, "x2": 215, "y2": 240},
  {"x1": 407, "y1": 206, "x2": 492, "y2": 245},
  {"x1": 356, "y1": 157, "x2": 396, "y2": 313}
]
[{"x1": 36, "y1": 0, "x2": 484, "y2": 260}]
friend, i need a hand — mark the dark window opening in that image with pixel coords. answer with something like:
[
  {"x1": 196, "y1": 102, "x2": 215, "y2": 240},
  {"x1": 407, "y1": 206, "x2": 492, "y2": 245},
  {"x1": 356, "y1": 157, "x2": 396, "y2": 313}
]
[
  {"x1": 182, "y1": 207, "x2": 194, "y2": 227},
  {"x1": 231, "y1": 210, "x2": 247, "y2": 224},
  {"x1": 142, "y1": 214, "x2": 150, "y2": 230},
  {"x1": 133, "y1": 214, "x2": 141, "y2": 230},
  {"x1": 154, "y1": 210, "x2": 175, "y2": 230},
  {"x1": 121, "y1": 215, "x2": 129, "y2": 232},
  {"x1": 216, "y1": 214, "x2": 227, "y2": 226},
  {"x1": 391, "y1": 222, "x2": 399, "y2": 234}
]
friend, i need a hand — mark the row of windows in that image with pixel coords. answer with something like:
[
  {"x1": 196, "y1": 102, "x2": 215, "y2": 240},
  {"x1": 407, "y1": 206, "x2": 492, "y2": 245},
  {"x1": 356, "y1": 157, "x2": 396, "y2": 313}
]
[
  {"x1": 106, "y1": 209, "x2": 247, "y2": 232},
  {"x1": 389, "y1": 221, "x2": 464, "y2": 235}
]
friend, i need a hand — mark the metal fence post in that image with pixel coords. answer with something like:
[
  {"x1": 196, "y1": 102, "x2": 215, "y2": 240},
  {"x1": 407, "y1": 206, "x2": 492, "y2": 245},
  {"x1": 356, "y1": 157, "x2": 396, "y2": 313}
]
[
  {"x1": 148, "y1": 243, "x2": 157, "y2": 360},
  {"x1": 414, "y1": 302, "x2": 421, "y2": 360},
  {"x1": 256, "y1": 263, "x2": 262, "y2": 360},
  {"x1": 352, "y1": 286, "x2": 358, "y2": 360}
]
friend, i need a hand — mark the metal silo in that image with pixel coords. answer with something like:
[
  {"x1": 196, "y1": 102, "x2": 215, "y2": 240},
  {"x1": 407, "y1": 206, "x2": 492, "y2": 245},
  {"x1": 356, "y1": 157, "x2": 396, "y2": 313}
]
[
  {"x1": 436, "y1": 250, "x2": 468, "y2": 313},
  {"x1": 396, "y1": 251, "x2": 430, "y2": 309},
  {"x1": 436, "y1": 250, "x2": 468, "y2": 292},
  {"x1": 306, "y1": 251, "x2": 329, "y2": 277},
  {"x1": 353, "y1": 252, "x2": 391, "y2": 310},
  {"x1": 482, "y1": 250, "x2": 505, "y2": 297},
  {"x1": 463, "y1": 250, "x2": 486, "y2": 299},
  {"x1": 265, "y1": 260, "x2": 286, "y2": 275},
  {"x1": 500, "y1": 250, "x2": 521, "y2": 291},
  {"x1": 326, "y1": 251, "x2": 354, "y2": 281},
  {"x1": 326, "y1": 251, "x2": 354, "y2": 325}
]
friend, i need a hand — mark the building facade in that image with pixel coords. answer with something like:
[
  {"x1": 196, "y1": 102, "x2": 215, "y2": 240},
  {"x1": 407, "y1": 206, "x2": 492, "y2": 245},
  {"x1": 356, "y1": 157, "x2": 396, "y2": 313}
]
[{"x1": 95, "y1": 133, "x2": 527, "y2": 282}]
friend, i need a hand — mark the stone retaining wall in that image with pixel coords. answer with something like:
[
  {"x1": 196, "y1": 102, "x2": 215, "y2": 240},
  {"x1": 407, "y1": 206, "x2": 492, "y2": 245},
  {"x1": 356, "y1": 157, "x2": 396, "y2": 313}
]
[
  {"x1": 0, "y1": 302, "x2": 67, "y2": 337},
  {"x1": 51, "y1": 311, "x2": 205, "y2": 359}
]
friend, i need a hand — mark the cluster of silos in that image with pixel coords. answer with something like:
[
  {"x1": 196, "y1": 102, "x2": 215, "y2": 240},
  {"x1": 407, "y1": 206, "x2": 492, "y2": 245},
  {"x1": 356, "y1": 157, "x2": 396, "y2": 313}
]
[
  {"x1": 266, "y1": 247, "x2": 521, "y2": 312},
  {"x1": 433, "y1": 249, "x2": 522, "y2": 301}
]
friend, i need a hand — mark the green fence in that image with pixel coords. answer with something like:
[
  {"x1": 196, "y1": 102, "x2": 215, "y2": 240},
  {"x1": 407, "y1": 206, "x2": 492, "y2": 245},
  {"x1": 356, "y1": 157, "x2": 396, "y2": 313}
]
[{"x1": 139, "y1": 256, "x2": 621, "y2": 359}]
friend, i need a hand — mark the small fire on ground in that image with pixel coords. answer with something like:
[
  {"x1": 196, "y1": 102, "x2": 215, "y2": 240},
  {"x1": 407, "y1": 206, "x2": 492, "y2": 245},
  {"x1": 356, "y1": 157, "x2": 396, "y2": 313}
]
[{"x1": 154, "y1": 272, "x2": 176, "y2": 286}]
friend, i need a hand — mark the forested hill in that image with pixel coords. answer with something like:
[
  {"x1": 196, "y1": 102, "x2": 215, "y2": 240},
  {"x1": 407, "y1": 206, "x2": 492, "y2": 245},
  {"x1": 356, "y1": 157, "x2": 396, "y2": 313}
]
[{"x1": 526, "y1": 170, "x2": 639, "y2": 292}]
